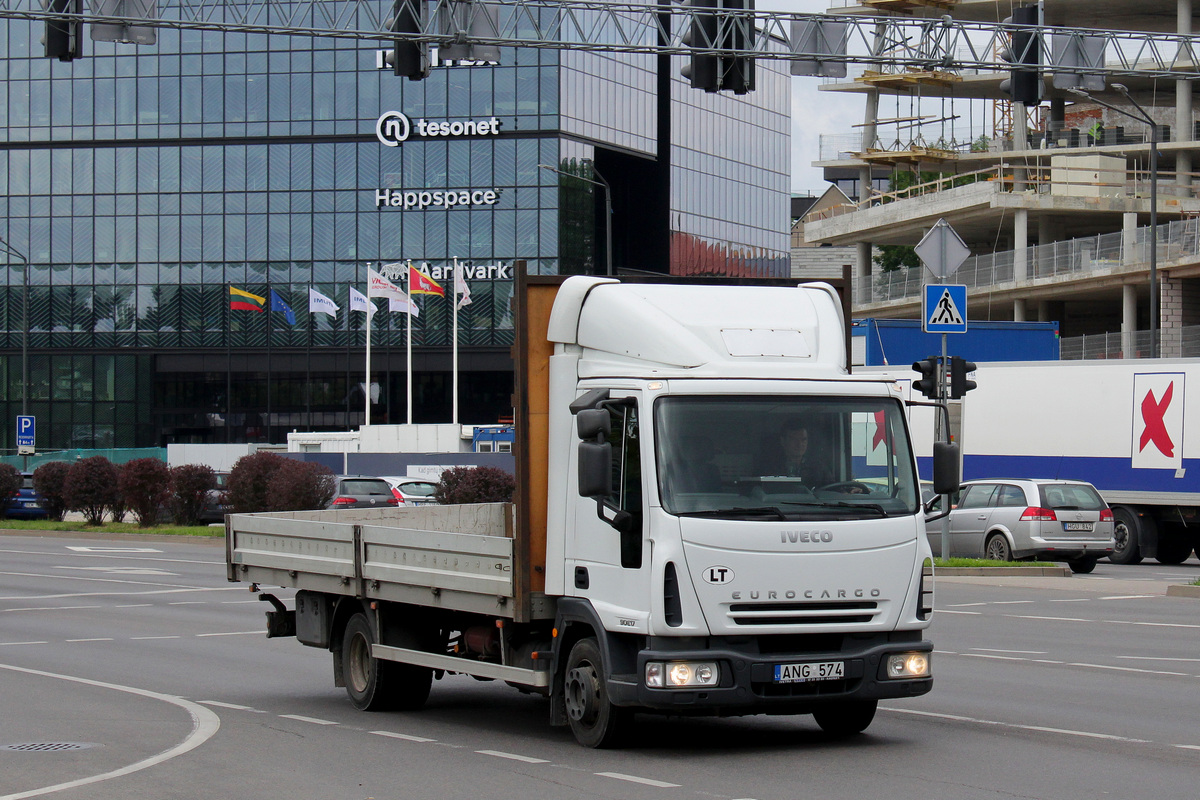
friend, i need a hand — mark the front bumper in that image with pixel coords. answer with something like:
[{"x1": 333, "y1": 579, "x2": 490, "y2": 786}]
[{"x1": 610, "y1": 635, "x2": 932, "y2": 714}]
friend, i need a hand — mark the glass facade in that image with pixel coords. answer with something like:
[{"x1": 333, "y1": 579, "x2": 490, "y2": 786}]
[{"x1": 1, "y1": 5, "x2": 788, "y2": 452}]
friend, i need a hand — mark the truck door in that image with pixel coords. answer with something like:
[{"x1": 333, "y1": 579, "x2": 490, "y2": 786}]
[{"x1": 570, "y1": 396, "x2": 648, "y2": 620}]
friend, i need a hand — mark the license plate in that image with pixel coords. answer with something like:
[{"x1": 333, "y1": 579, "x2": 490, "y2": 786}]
[
  {"x1": 1063, "y1": 521, "x2": 1093, "y2": 531},
  {"x1": 774, "y1": 661, "x2": 844, "y2": 683}
]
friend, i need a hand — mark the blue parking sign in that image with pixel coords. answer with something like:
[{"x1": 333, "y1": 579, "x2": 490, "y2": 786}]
[{"x1": 16, "y1": 415, "x2": 35, "y2": 453}]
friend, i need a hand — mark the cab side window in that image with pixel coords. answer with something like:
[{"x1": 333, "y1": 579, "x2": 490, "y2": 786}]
[{"x1": 606, "y1": 403, "x2": 643, "y2": 569}]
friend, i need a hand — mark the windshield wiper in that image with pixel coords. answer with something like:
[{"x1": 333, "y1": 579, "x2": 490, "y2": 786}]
[
  {"x1": 780, "y1": 501, "x2": 890, "y2": 518},
  {"x1": 677, "y1": 506, "x2": 789, "y2": 520}
]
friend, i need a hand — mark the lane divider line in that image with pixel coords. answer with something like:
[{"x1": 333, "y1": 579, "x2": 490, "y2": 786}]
[
  {"x1": 279, "y1": 714, "x2": 338, "y2": 726},
  {"x1": 370, "y1": 730, "x2": 436, "y2": 743},
  {"x1": 197, "y1": 700, "x2": 265, "y2": 713},
  {"x1": 883, "y1": 706, "x2": 1151, "y2": 744},
  {"x1": 595, "y1": 772, "x2": 681, "y2": 788},
  {"x1": 476, "y1": 750, "x2": 550, "y2": 764}
]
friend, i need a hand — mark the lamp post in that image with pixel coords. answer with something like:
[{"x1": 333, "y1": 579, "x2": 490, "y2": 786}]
[
  {"x1": 538, "y1": 162, "x2": 613, "y2": 276},
  {"x1": 0, "y1": 236, "x2": 29, "y2": 415},
  {"x1": 1069, "y1": 84, "x2": 1159, "y2": 358}
]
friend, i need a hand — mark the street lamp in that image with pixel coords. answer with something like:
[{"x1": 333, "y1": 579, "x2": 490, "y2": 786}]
[
  {"x1": 0, "y1": 236, "x2": 29, "y2": 415},
  {"x1": 1068, "y1": 84, "x2": 1159, "y2": 358},
  {"x1": 538, "y1": 161, "x2": 613, "y2": 276}
]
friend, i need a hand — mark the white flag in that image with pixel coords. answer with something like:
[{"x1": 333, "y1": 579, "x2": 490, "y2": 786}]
[
  {"x1": 308, "y1": 287, "x2": 340, "y2": 316},
  {"x1": 368, "y1": 268, "x2": 407, "y2": 301},
  {"x1": 389, "y1": 296, "x2": 420, "y2": 317},
  {"x1": 349, "y1": 287, "x2": 371, "y2": 313},
  {"x1": 455, "y1": 263, "x2": 473, "y2": 310}
]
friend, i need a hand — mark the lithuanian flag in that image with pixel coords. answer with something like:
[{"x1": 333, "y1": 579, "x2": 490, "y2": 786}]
[{"x1": 230, "y1": 286, "x2": 266, "y2": 312}]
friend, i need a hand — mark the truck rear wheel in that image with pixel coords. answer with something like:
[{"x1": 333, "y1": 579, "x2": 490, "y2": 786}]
[
  {"x1": 563, "y1": 637, "x2": 630, "y2": 748},
  {"x1": 813, "y1": 699, "x2": 878, "y2": 736},
  {"x1": 341, "y1": 613, "x2": 431, "y2": 712},
  {"x1": 1155, "y1": 525, "x2": 1194, "y2": 565},
  {"x1": 1110, "y1": 507, "x2": 1145, "y2": 565}
]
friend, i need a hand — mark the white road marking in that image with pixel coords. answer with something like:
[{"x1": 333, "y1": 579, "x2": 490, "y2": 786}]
[
  {"x1": 937, "y1": 609, "x2": 981, "y2": 615},
  {"x1": 115, "y1": 604, "x2": 153, "y2": 608},
  {"x1": 1067, "y1": 662, "x2": 1188, "y2": 677},
  {"x1": 971, "y1": 648, "x2": 1047, "y2": 654},
  {"x1": 0, "y1": 585, "x2": 244, "y2": 601},
  {"x1": 197, "y1": 700, "x2": 266, "y2": 712},
  {"x1": 168, "y1": 602, "x2": 206, "y2": 605},
  {"x1": 992, "y1": 600, "x2": 1034, "y2": 605},
  {"x1": 1009, "y1": 615, "x2": 1090, "y2": 622},
  {"x1": 0, "y1": 546, "x2": 222, "y2": 566},
  {"x1": 0, "y1": 570, "x2": 233, "y2": 593},
  {"x1": 476, "y1": 750, "x2": 550, "y2": 764},
  {"x1": 0, "y1": 662, "x2": 220, "y2": 800},
  {"x1": 595, "y1": 772, "x2": 680, "y2": 788},
  {"x1": 66, "y1": 546, "x2": 162, "y2": 553},
  {"x1": 1105, "y1": 619, "x2": 1200, "y2": 630},
  {"x1": 884, "y1": 707, "x2": 1151, "y2": 743},
  {"x1": 220, "y1": 600, "x2": 263, "y2": 604},
  {"x1": 0, "y1": 641, "x2": 49, "y2": 646},
  {"x1": 371, "y1": 730, "x2": 436, "y2": 743},
  {"x1": 1099, "y1": 595, "x2": 1156, "y2": 600},
  {"x1": 945, "y1": 602, "x2": 987, "y2": 607},
  {"x1": 960, "y1": 653, "x2": 1026, "y2": 662},
  {"x1": 131, "y1": 636, "x2": 181, "y2": 641},
  {"x1": 1, "y1": 605, "x2": 102, "y2": 613},
  {"x1": 195, "y1": 631, "x2": 263, "y2": 637},
  {"x1": 66, "y1": 638, "x2": 114, "y2": 642},
  {"x1": 1174, "y1": 744, "x2": 1200, "y2": 751},
  {"x1": 1117, "y1": 656, "x2": 1200, "y2": 662},
  {"x1": 1032, "y1": 659, "x2": 1065, "y2": 664},
  {"x1": 279, "y1": 714, "x2": 338, "y2": 725},
  {"x1": 1048, "y1": 598, "x2": 1091, "y2": 602},
  {"x1": 58, "y1": 566, "x2": 179, "y2": 577}
]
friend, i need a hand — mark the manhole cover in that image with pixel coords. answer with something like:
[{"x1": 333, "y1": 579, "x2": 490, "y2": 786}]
[{"x1": 0, "y1": 743, "x2": 99, "y2": 752}]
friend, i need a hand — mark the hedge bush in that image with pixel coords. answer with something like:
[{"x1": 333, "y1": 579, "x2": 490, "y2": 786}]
[
  {"x1": 170, "y1": 464, "x2": 217, "y2": 525},
  {"x1": 119, "y1": 458, "x2": 172, "y2": 527},
  {"x1": 32, "y1": 462, "x2": 71, "y2": 521},
  {"x1": 65, "y1": 456, "x2": 120, "y2": 525},
  {"x1": 434, "y1": 466, "x2": 516, "y2": 505},
  {"x1": 267, "y1": 460, "x2": 337, "y2": 511},
  {"x1": 226, "y1": 452, "x2": 287, "y2": 514},
  {"x1": 0, "y1": 464, "x2": 22, "y2": 519}
]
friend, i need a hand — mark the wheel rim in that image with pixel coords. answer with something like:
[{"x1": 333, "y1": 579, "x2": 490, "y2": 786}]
[
  {"x1": 348, "y1": 632, "x2": 371, "y2": 695},
  {"x1": 564, "y1": 663, "x2": 600, "y2": 726},
  {"x1": 1113, "y1": 521, "x2": 1131, "y2": 555},
  {"x1": 986, "y1": 538, "x2": 1007, "y2": 560}
]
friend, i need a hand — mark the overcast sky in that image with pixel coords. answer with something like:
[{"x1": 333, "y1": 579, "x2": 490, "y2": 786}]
[{"x1": 757, "y1": 0, "x2": 862, "y2": 195}]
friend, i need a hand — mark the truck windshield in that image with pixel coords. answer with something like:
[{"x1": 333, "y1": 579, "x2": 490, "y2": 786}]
[{"x1": 654, "y1": 396, "x2": 920, "y2": 519}]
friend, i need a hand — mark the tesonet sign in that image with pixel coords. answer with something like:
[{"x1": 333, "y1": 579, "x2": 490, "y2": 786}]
[{"x1": 376, "y1": 110, "x2": 502, "y2": 147}]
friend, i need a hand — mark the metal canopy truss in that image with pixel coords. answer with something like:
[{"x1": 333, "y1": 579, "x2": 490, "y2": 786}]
[{"x1": 3, "y1": 0, "x2": 1200, "y2": 79}]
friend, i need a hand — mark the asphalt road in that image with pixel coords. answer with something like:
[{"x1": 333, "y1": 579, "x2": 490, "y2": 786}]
[{"x1": 2, "y1": 532, "x2": 1199, "y2": 800}]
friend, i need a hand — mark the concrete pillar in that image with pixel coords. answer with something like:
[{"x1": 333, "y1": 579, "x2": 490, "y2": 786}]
[
  {"x1": 1014, "y1": 207, "x2": 1029, "y2": 282},
  {"x1": 1013, "y1": 298, "x2": 1027, "y2": 321},
  {"x1": 1178, "y1": 0, "x2": 1194, "y2": 194},
  {"x1": 1012, "y1": 102, "x2": 1030, "y2": 190},
  {"x1": 1122, "y1": 211, "x2": 1139, "y2": 266},
  {"x1": 1037, "y1": 300, "x2": 1053, "y2": 322},
  {"x1": 1121, "y1": 283, "x2": 1138, "y2": 357},
  {"x1": 1037, "y1": 214, "x2": 1054, "y2": 276},
  {"x1": 1160, "y1": 276, "x2": 1183, "y2": 357},
  {"x1": 856, "y1": 241, "x2": 873, "y2": 304}
]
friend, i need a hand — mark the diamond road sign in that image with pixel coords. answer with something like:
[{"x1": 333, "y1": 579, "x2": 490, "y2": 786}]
[
  {"x1": 915, "y1": 218, "x2": 970, "y2": 279},
  {"x1": 923, "y1": 284, "x2": 968, "y2": 333}
]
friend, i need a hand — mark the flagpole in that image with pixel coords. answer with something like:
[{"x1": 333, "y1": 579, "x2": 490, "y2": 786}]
[
  {"x1": 345, "y1": 288, "x2": 351, "y2": 432},
  {"x1": 364, "y1": 263, "x2": 372, "y2": 428},
  {"x1": 226, "y1": 285, "x2": 232, "y2": 443},
  {"x1": 266, "y1": 283, "x2": 273, "y2": 442},
  {"x1": 305, "y1": 297, "x2": 312, "y2": 432},
  {"x1": 406, "y1": 260, "x2": 414, "y2": 425},
  {"x1": 452, "y1": 258, "x2": 459, "y2": 425}
]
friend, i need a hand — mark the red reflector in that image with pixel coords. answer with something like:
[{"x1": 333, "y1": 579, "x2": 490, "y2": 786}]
[
  {"x1": 1020, "y1": 506, "x2": 1057, "y2": 521},
  {"x1": 1100, "y1": 508, "x2": 1114, "y2": 521},
  {"x1": 386, "y1": 497, "x2": 399, "y2": 506},
  {"x1": 331, "y1": 497, "x2": 355, "y2": 505}
]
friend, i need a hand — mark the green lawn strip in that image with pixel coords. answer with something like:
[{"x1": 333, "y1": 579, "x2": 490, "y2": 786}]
[
  {"x1": 935, "y1": 557, "x2": 1058, "y2": 569},
  {"x1": 0, "y1": 520, "x2": 222, "y2": 537}
]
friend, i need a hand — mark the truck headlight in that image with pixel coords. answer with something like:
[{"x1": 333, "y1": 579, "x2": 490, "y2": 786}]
[
  {"x1": 886, "y1": 652, "x2": 931, "y2": 679},
  {"x1": 645, "y1": 661, "x2": 719, "y2": 688}
]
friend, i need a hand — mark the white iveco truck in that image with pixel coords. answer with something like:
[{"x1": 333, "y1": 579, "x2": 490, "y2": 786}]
[{"x1": 226, "y1": 273, "x2": 953, "y2": 747}]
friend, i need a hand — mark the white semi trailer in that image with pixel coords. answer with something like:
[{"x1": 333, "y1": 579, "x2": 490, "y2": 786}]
[{"x1": 226, "y1": 273, "x2": 952, "y2": 747}]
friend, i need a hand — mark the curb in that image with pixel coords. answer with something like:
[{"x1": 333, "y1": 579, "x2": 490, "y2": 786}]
[
  {"x1": 1166, "y1": 584, "x2": 1200, "y2": 598},
  {"x1": 936, "y1": 566, "x2": 1072, "y2": 577}
]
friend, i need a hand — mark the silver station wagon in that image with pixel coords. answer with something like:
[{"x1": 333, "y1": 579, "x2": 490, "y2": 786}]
[{"x1": 935, "y1": 478, "x2": 1115, "y2": 573}]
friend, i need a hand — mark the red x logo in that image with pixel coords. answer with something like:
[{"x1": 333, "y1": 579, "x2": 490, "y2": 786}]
[
  {"x1": 872, "y1": 409, "x2": 889, "y2": 450},
  {"x1": 1139, "y1": 382, "x2": 1175, "y2": 458}
]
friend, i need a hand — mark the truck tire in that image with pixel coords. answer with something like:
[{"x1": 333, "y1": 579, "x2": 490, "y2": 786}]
[
  {"x1": 1155, "y1": 526, "x2": 1194, "y2": 565},
  {"x1": 984, "y1": 533, "x2": 1011, "y2": 562},
  {"x1": 563, "y1": 637, "x2": 630, "y2": 748},
  {"x1": 1066, "y1": 557, "x2": 1098, "y2": 574},
  {"x1": 813, "y1": 700, "x2": 878, "y2": 737},
  {"x1": 341, "y1": 613, "x2": 431, "y2": 712},
  {"x1": 1109, "y1": 507, "x2": 1144, "y2": 565}
]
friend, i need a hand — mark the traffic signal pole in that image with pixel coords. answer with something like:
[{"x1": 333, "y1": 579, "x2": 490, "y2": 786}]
[{"x1": 940, "y1": 329, "x2": 950, "y2": 560}]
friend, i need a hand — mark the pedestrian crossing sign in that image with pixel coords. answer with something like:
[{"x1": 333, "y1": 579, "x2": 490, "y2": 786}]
[{"x1": 923, "y1": 284, "x2": 967, "y2": 333}]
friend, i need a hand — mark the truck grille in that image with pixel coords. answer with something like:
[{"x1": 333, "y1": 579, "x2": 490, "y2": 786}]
[{"x1": 728, "y1": 600, "x2": 878, "y2": 626}]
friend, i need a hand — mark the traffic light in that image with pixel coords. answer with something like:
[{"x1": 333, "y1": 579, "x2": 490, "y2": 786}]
[
  {"x1": 43, "y1": 0, "x2": 83, "y2": 61},
  {"x1": 388, "y1": 0, "x2": 429, "y2": 80},
  {"x1": 681, "y1": 0, "x2": 720, "y2": 92},
  {"x1": 999, "y1": 3, "x2": 1043, "y2": 105},
  {"x1": 949, "y1": 356, "x2": 978, "y2": 399},
  {"x1": 721, "y1": 0, "x2": 755, "y2": 95},
  {"x1": 912, "y1": 357, "x2": 941, "y2": 400}
]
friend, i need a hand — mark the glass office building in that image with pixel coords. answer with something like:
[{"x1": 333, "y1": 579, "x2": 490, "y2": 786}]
[{"x1": 0, "y1": 4, "x2": 789, "y2": 450}]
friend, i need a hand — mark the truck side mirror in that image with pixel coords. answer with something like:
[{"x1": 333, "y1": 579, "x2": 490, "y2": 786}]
[
  {"x1": 576, "y1": 408, "x2": 611, "y2": 441},
  {"x1": 578, "y1": 441, "x2": 613, "y2": 499},
  {"x1": 932, "y1": 441, "x2": 961, "y2": 496}
]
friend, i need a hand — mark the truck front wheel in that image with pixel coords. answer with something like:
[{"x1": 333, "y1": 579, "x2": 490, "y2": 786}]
[
  {"x1": 1110, "y1": 507, "x2": 1145, "y2": 565},
  {"x1": 813, "y1": 699, "x2": 878, "y2": 736},
  {"x1": 341, "y1": 613, "x2": 431, "y2": 712},
  {"x1": 563, "y1": 637, "x2": 630, "y2": 748}
]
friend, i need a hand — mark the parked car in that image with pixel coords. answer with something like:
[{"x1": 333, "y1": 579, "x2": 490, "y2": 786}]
[
  {"x1": 5, "y1": 472, "x2": 49, "y2": 521},
  {"x1": 379, "y1": 476, "x2": 439, "y2": 506},
  {"x1": 327, "y1": 476, "x2": 399, "y2": 509},
  {"x1": 935, "y1": 478, "x2": 1115, "y2": 572},
  {"x1": 199, "y1": 472, "x2": 232, "y2": 523}
]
